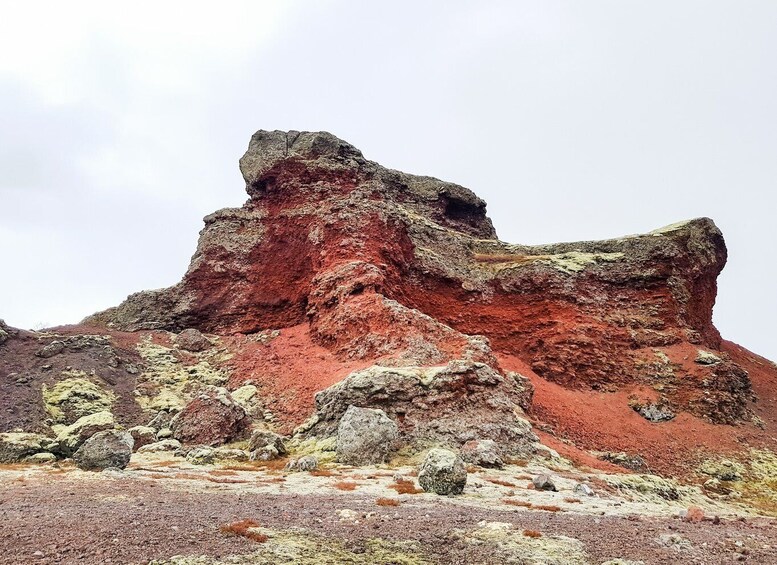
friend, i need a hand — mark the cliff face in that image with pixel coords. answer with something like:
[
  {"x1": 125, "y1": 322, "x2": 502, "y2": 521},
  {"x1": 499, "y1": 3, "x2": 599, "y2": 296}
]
[{"x1": 85, "y1": 130, "x2": 751, "y2": 425}]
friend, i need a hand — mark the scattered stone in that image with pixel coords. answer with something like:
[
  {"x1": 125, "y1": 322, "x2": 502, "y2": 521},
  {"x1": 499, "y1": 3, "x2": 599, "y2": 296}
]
[
  {"x1": 35, "y1": 340, "x2": 65, "y2": 358},
  {"x1": 418, "y1": 448, "x2": 467, "y2": 495},
  {"x1": 175, "y1": 328, "x2": 212, "y2": 352},
  {"x1": 73, "y1": 430, "x2": 134, "y2": 471},
  {"x1": 632, "y1": 402, "x2": 675, "y2": 423},
  {"x1": 24, "y1": 452, "x2": 58, "y2": 464},
  {"x1": 679, "y1": 506, "x2": 705, "y2": 523},
  {"x1": 157, "y1": 428, "x2": 173, "y2": 440},
  {"x1": 231, "y1": 384, "x2": 261, "y2": 417},
  {"x1": 186, "y1": 446, "x2": 215, "y2": 465},
  {"x1": 171, "y1": 388, "x2": 249, "y2": 446},
  {"x1": 696, "y1": 350, "x2": 723, "y2": 365},
  {"x1": 573, "y1": 483, "x2": 595, "y2": 497},
  {"x1": 600, "y1": 452, "x2": 649, "y2": 473},
  {"x1": 136, "y1": 439, "x2": 182, "y2": 453},
  {"x1": 286, "y1": 455, "x2": 318, "y2": 472},
  {"x1": 54, "y1": 411, "x2": 116, "y2": 456},
  {"x1": 460, "y1": 439, "x2": 504, "y2": 468},
  {"x1": 699, "y1": 459, "x2": 744, "y2": 481},
  {"x1": 127, "y1": 426, "x2": 157, "y2": 451},
  {"x1": 335, "y1": 406, "x2": 398, "y2": 466},
  {"x1": 147, "y1": 411, "x2": 174, "y2": 432},
  {"x1": 0, "y1": 432, "x2": 57, "y2": 463},
  {"x1": 248, "y1": 429, "x2": 287, "y2": 461},
  {"x1": 42, "y1": 376, "x2": 116, "y2": 425},
  {"x1": 213, "y1": 447, "x2": 249, "y2": 462},
  {"x1": 532, "y1": 474, "x2": 557, "y2": 492}
]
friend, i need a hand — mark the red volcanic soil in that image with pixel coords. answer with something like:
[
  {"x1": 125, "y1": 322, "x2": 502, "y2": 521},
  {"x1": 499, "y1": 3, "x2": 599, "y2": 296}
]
[
  {"x1": 223, "y1": 325, "x2": 374, "y2": 433},
  {"x1": 500, "y1": 350, "x2": 776, "y2": 477}
]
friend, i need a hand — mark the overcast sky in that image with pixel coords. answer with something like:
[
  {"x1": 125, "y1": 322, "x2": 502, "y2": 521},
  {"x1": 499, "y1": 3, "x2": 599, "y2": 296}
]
[{"x1": 1, "y1": 1, "x2": 775, "y2": 361}]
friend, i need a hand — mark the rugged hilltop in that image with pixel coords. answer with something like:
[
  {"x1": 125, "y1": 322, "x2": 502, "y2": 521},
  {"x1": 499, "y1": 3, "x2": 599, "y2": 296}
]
[
  {"x1": 2, "y1": 130, "x2": 777, "y2": 564},
  {"x1": 3, "y1": 130, "x2": 777, "y2": 471}
]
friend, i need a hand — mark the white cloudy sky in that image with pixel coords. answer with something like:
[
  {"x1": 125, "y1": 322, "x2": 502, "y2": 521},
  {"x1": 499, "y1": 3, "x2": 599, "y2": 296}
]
[{"x1": 1, "y1": 1, "x2": 775, "y2": 360}]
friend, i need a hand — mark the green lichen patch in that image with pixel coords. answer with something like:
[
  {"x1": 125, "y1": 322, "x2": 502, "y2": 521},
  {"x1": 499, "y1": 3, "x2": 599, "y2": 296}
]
[
  {"x1": 42, "y1": 373, "x2": 116, "y2": 424},
  {"x1": 148, "y1": 528, "x2": 432, "y2": 564},
  {"x1": 603, "y1": 474, "x2": 690, "y2": 502},
  {"x1": 286, "y1": 436, "x2": 337, "y2": 465},
  {"x1": 541, "y1": 251, "x2": 624, "y2": 274},
  {"x1": 135, "y1": 338, "x2": 229, "y2": 412},
  {"x1": 455, "y1": 521, "x2": 589, "y2": 565}
]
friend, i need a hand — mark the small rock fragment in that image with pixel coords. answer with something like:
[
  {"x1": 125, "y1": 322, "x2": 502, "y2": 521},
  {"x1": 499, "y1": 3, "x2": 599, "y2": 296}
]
[
  {"x1": 460, "y1": 439, "x2": 504, "y2": 468},
  {"x1": 532, "y1": 474, "x2": 557, "y2": 492},
  {"x1": 175, "y1": 328, "x2": 212, "y2": 352},
  {"x1": 418, "y1": 448, "x2": 467, "y2": 495},
  {"x1": 73, "y1": 430, "x2": 134, "y2": 471},
  {"x1": 35, "y1": 340, "x2": 65, "y2": 358},
  {"x1": 336, "y1": 406, "x2": 398, "y2": 466}
]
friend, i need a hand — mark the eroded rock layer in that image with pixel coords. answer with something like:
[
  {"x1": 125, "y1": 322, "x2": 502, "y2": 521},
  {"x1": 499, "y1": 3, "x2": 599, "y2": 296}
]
[
  {"x1": 2, "y1": 130, "x2": 775, "y2": 475},
  {"x1": 84, "y1": 130, "x2": 756, "y2": 425}
]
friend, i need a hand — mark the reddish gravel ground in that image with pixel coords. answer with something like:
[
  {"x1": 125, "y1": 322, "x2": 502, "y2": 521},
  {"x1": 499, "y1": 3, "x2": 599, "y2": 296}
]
[{"x1": 1, "y1": 470, "x2": 775, "y2": 565}]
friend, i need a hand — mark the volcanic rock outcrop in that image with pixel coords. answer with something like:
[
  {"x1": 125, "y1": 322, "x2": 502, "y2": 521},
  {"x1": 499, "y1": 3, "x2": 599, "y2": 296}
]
[
  {"x1": 2, "y1": 130, "x2": 774, "y2": 475},
  {"x1": 85, "y1": 130, "x2": 755, "y2": 427}
]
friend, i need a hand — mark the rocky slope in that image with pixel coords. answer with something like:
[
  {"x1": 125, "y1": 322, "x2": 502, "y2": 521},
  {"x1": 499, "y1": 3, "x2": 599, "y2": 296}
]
[{"x1": 2, "y1": 129, "x2": 776, "y2": 478}]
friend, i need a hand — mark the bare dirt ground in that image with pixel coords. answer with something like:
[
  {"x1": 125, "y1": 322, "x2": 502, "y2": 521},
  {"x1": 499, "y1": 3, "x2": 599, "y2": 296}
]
[{"x1": 1, "y1": 458, "x2": 775, "y2": 565}]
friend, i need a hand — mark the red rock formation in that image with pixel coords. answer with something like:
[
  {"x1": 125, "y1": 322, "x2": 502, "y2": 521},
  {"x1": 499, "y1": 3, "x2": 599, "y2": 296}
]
[
  {"x1": 85, "y1": 130, "x2": 759, "y2": 426},
  {"x1": 4, "y1": 130, "x2": 775, "y2": 473}
]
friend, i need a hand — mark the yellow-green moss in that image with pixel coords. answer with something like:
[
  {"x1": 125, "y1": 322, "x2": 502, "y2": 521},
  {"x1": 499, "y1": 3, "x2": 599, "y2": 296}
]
[
  {"x1": 42, "y1": 373, "x2": 115, "y2": 424},
  {"x1": 135, "y1": 338, "x2": 229, "y2": 411},
  {"x1": 456, "y1": 521, "x2": 589, "y2": 565},
  {"x1": 148, "y1": 528, "x2": 432, "y2": 564},
  {"x1": 286, "y1": 436, "x2": 337, "y2": 465}
]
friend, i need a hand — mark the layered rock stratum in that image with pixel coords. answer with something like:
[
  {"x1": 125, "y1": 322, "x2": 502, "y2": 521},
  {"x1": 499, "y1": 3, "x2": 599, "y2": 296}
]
[
  {"x1": 2, "y1": 130, "x2": 777, "y2": 564},
  {"x1": 2, "y1": 130, "x2": 777, "y2": 474}
]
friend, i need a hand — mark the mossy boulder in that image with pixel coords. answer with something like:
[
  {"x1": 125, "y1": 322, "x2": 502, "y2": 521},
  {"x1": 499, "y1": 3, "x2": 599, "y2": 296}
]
[
  {"x1": 42, "y1": 376, "x2": 116, "y2": 424},
  {"x1": 418, "y1": 448, "x2": 467, "y2": 495},
  {"x1": 0, "y1": 432, "x2": 57, "y2": 463},
  {"x1": 54, "y1": 410, "x2": 116, "y2": 456},
  {"x1": 73, "y1": 430, "x2": 134, "y2": 470}
]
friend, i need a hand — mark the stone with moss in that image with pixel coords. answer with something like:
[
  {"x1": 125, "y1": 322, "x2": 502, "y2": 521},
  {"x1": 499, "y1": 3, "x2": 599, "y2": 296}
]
[
  {"x1": 54, "y1": 410, "x2": 116, "y2": 456},
  {"x1": 699, "y1": 458, "x2": 745, "y2": 481},
  {"x1": 0, "y1": 432, "x2": 57, "y2": 463},
  {"x1": 42, "y1": 374, "x2": 116, "y2": 424}
]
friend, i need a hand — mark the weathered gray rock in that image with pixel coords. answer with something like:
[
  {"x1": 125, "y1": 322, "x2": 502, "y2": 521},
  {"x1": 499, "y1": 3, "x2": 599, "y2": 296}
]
[
  {"x1": 213, "y1": 447, "x2": 249, "y2": 462},
  {"x1": 532, "y1": 474, "x2": 557, "y2": 491},
  {"x1": 137, "y1": 439, "x2": 183, "y2": 453},
  {"x1": 186, "y1": 446, "x2": 215, "y2": 465},
  {"x1": 336, "y1": 406, "x2": 398, "y2": 466},
  {"x1": 147, "y1": 411, "x2": 174, "y2": 432},
  {"x1": 418, "y1": 448, "x2": 467, "y2": 495},
  {"x1": 460, "y1": 439, "x2": 504, "y2": 468},
  {"x1": 54, "y1": 411, "x2": 116, "y2": 456},
  {"x1": 0, "y1": 432, "x2": 56, "y2": 463},
  {"x1": 301, "y1": 360, "x2": 539, "y2": 457},
  {"x1": 285, "y1": 455, "x2": 318, "y2": 472},
  {"x1": 127, "y1": 426, "x2": 157, "y2": 451},
  {"x1": 0, "y1": 321, "x2": 9, "y2": 345},
  {"x1": 35, "y1": 340, "x2": 65, "y2": 358},
  {"x1": 73, "y1": 430, "x2": 134, "y2": 470},
  {"x1": 633, "y1": 402, "x2": 675, "y2": 422},
  {"x1": 248, "y1": 429, "x2": 287, "y2": 461},
  {"x1": 25, "y1": 452, "x2": 57, "y2": 464},
  {"x1": 574, "y1": 483, "x2": 595, "y2": 496},
  {"x1": 175, "y1": 328, "x2": 212, "y2": 352},
  {"x1": 696, "y1": 350, "x2": 723, "y2": 365}
]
